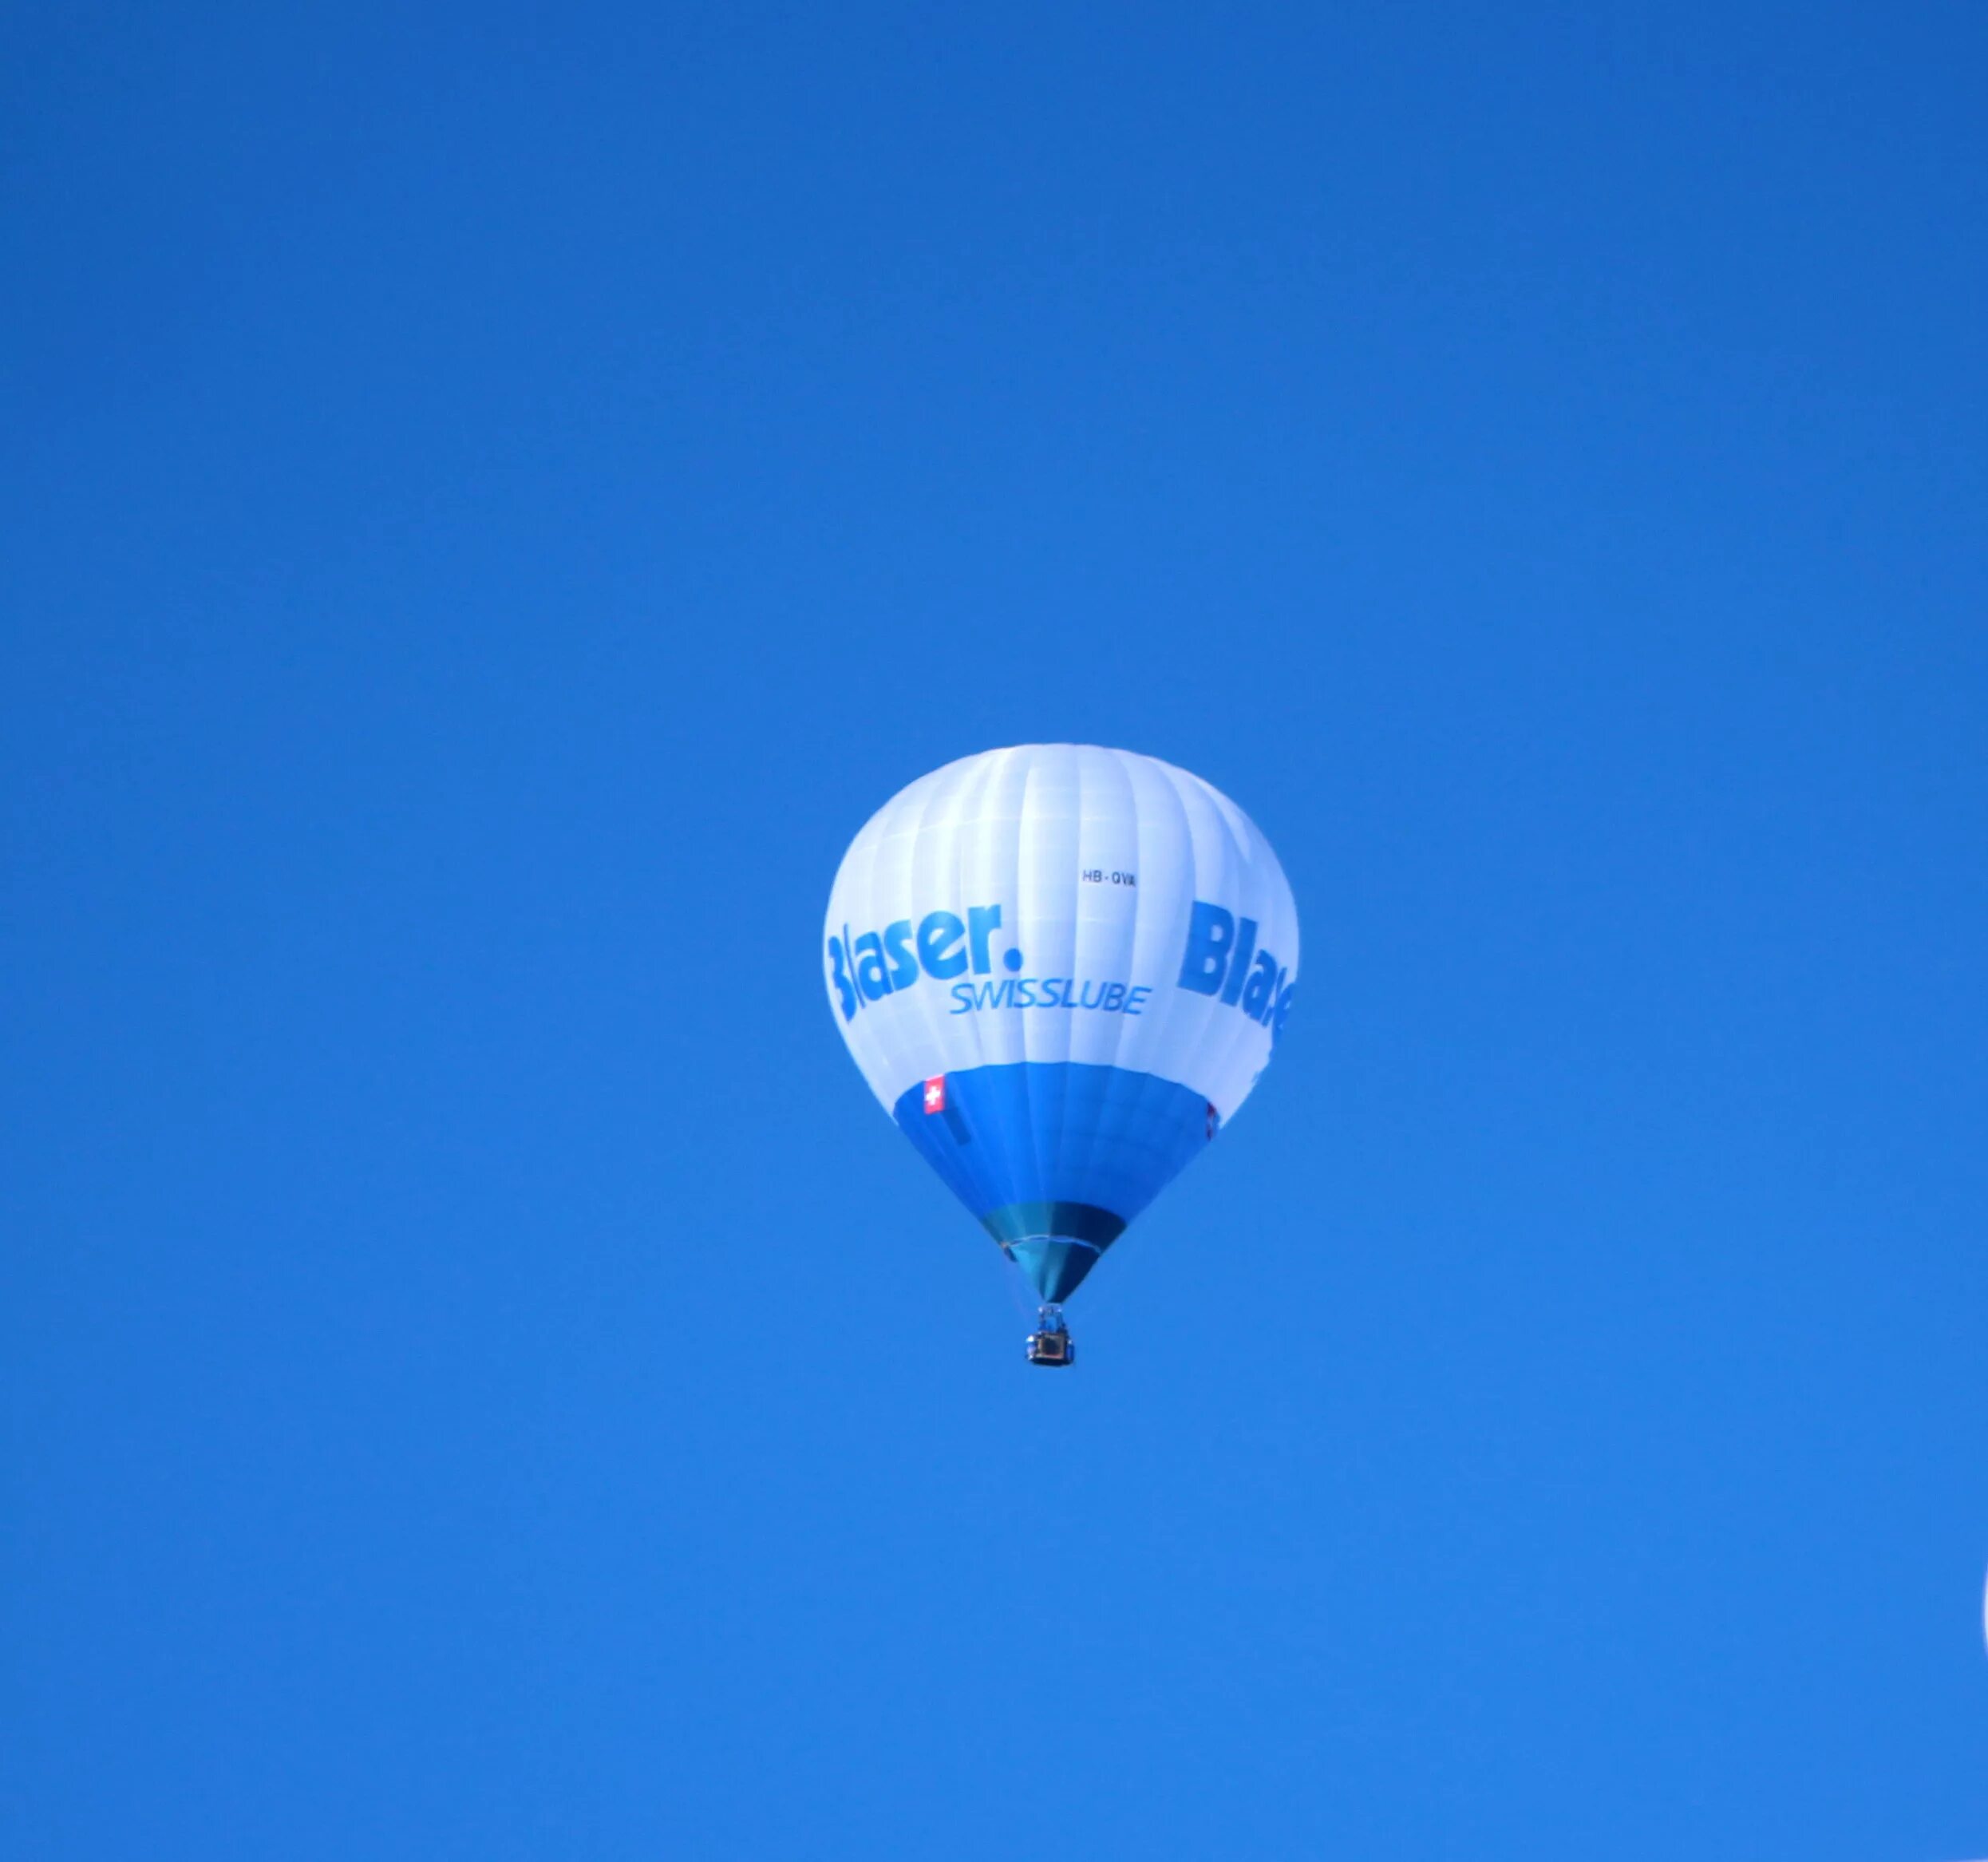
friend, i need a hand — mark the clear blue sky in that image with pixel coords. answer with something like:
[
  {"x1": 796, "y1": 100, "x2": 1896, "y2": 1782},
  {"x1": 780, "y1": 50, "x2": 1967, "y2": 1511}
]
[{"x1": 4, "y1": 3, "x2": 1985, "y2": 1856}]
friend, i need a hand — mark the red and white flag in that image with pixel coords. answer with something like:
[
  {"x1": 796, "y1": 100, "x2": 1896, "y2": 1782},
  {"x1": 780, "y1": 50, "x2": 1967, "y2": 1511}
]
[{"x1": 923, "y1": 1076, "x2": 947, "y2": 1114}]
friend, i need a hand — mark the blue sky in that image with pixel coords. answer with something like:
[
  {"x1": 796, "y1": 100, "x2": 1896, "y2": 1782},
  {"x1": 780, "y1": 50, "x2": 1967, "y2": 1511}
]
[{"x1": 4, "y1": 2, "x2": 1985, "y2": 1856}]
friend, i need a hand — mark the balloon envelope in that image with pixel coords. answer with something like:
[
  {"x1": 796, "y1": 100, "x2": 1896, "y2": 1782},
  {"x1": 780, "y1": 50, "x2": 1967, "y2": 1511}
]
[{"x1": 824, "y1": 745, "x2": 1298, "y2": 1303}]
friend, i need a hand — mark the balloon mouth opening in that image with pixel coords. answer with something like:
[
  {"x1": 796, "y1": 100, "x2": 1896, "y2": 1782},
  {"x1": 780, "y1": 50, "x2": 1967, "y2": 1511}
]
[{"x1": 1005, "y1": 1235, "x2": 1106, "y2": 1303}]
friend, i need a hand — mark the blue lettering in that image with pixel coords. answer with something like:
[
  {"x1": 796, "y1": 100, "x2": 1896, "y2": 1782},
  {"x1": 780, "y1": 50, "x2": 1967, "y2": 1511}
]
[
  {"x1": 827, "y1": 936, "x2": 858, "y2": 1021},
  {"x1": 967, "y1": 903, "x2": 1002, "y2": 975},
  {"x1": 854, "y1": 931, "x2": 892, "y2": 1000},
  {"x1": 883, "y1": 919, "x2": 919, "y2": 990},
  {"x1": 1241, "y1": 949, "x2": 1279, "y2": 1021},
  {"x1": 1176, "y1": 901, "x2": 1234, "y2": 995},
  {"x1": 926, "y1": 975, "x2": 1152, "y2": 1011},
  {"x1": 1219, "y1": 918, "x2": 1258, "y2": 1006},
  {"x1": 840, "y1": 891, "x2": 1286, "y2": 1041},
  {"x1": 1271, "y1": 974, "x2": 1294, "y2": 1041},
  {"x1": 1171, "y1": 899, "x2": 1298, "y2": 1033},
  {"x1": 918, "y1": 911, "x2": 968, "y2": 979}
]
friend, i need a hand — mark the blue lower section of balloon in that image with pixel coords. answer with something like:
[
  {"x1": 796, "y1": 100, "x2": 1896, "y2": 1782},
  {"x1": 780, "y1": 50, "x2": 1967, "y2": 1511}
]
[{"x1": 891, "y1": 1061, "x2": 1214, "y2": 1303}]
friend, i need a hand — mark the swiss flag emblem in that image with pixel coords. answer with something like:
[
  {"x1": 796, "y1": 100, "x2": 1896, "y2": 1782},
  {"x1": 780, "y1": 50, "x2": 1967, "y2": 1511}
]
[{"x1": 923, "y1": 1076, "x2": 947, "y2": 1114}]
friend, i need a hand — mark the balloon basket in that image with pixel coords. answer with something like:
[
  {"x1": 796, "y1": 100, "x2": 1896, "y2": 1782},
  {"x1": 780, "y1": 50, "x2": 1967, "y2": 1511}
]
[{"x1": 1026, "y1": 1305, "x2": 1075, "y2": 1367}]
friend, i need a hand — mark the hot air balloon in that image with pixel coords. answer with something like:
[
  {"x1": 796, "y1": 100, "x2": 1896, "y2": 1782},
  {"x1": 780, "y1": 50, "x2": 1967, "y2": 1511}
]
[{"x1": 823, "y1": 745, "x2": 1298, "y2": 1364}]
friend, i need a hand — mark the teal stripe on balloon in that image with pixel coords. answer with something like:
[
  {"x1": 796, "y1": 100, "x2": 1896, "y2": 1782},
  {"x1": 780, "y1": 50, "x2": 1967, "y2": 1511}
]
[{"x1": 980, "y1": 1200, "x2": 1126, "y2": 1249}]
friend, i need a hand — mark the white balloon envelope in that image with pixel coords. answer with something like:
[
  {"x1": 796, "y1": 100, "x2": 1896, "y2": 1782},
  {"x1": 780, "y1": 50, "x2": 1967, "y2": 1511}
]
[{"x1": 823, "y1": 745, "x2": 1298, "y2": 1311}]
